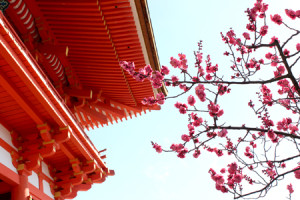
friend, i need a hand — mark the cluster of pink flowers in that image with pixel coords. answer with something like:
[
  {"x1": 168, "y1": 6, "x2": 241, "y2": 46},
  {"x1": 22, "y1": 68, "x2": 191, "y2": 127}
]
[
  {"x1": 170, "y1": 53, "x2": 188, "y2": 70},
  {"x1": 161, "y1": 65, "x2": 170, "y2": 75},
  {"x1": 191, "y1": 113, "x2": 203, "y2": 127},
  {"x1": 287, "y1": 184, "x2": 294, "y2": 194},
  {"x1": 178, "y1": 83, "x2": 188, "y2": 91},
  {"x1": 297, "y1": 43, "x2": 300, "y2": 51},
  {"x1": 181, "y1": 134, "x2": 191, "y2": 142},
  {"x1": 277, "y1": 79, "x2": 295, "y2": 101},
  {"x1": 206, "y1": 63, "x2": 219, "y2": 73},
  {"x1": 260, "y1": 25, "x2": 268, "y2": 36},
  {"x1": 214, "y1": 148, "x2": 224, "y2": 157},
  {"x1": 208, "y1": 101, "x2": 224, "y2": 117},
  {"x1": 273, "y1": 65, "x2": 285, "y2": 77},
  {"x1": 294, "y1": 167, "x2": 300, "y2": 179},
  {"x1": 141, "y1": 92, "x2": 165, "y2": 106},
  {"x1": 270, "y1": 14, "x2": 282, "y2": 25},
  {"x1": 209, "y1": 168, "x2": 228, "y2": 193},
  {"x1": 262, "y1": 161, "x2": 276, "y2": 179},
  {"x1": 150, "y1": 71, "x2": 164, "y2": 88},
  {"x1": 174, "y1": 102, "x2": 188, "y2": 114},
  {"x1": 265, "y1": 52, "x2": 279, "y2": 66},
  {"x1": 195, "y1": 84, "x2": 206, "y2": 102},
  {"x1": 177, "y1": 148, "x2": 188, "y2": 158},
  {"x1": 209, "y1": 162, "x2": 245, "y2": 194},
  {"x1": 243, "y1": 32, "x2": 250, "y2": 40},
  {"x1": 120, "y1": 61, "x2": 135, "y2": 74},
  {"x1": 261, "y1": 85, "x2": 273, "y2": 106},
  {"x1": 193, "y1": 150, "x2": 201, "y2": 158},
  {"x1": 218, "y1": 84, "x2": 230, "y2": 95},
  {"x1": 120, "y1": 61, "x2": 170, "y2": 89},
  {"x1": 196, "y1": 52, "x2": 203, "y2": 63},
  {"x1": 152, "y1": 143, "x2": 162, "y2": 153},
  {"x1": 289, "y1": 124, "x2": 299, "y2": 134},
  {"x1": 246, "y1": 59, "x2": 260, "y2": 70},
  {"x1": 277, "y1": 118, "x2": 292, "y2": 131},
  {"x1": 227, "y1": 163, "x2": 244, "y2": 187},
  {"x1": 283, "y1": 49, "x2": 290, "y2": 57},
  {"x1": 285, "y1": 9, "x2": 300, "y2": 20},
  {"x1": 223, "y1": 29, "x2": 240, "y2": 46},
  {"x1": 244, "y1": 146, "x2": 254, "y2": 159},
  {"x1": 267, "y1": 129, "x2": 279, "y2": 143},
  {"x1": 187, "y1": 95, "x2": 196, "y2": 106},
  {"x1": 262, "y1": 117, "x2": 274, "y2": 128},
  {"x1": 250, "y1": 0, "x2": 268, "y2": 21},
  {"x1": 217, "y1": 129, "x2": 228, "y2": 137}
]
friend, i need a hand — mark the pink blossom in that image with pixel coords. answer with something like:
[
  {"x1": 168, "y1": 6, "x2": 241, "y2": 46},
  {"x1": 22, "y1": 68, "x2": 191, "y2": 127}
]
[
  {"x1": 181, "y1": 134, "x2": 191, "y2": 142},
  {"x1": 218, "y1": 129, "x2": 228, "y2": 137},
  {"x1": 144, "y1": 64, "x2": 153, "y2": 74},
  {"x1": 193, "y1": 150, "x2": 201, "y2": 158},
  {"x1": 196, "y1": 53, "x2": 203, "y2": 63},
  {"x1": 287, "y1": 184, "x2": 294, "y2": 194},
  {"x1": 260, "y1": 25, "x2": 268, "y2": 36},
  {"x1": 234, "y1": 173, "x2": 243, "y2": 183},
  {"x1": 195, "y1": 84, "x2": 206, "y2": 102},
  {"x1": 296, "y1": 43, "x2": 300, "y2": 51},
  {"x1": 283, "y1": 49, "x2": 290, "y2": 57},
  {"x1": 152, "y1": 143, "x2": 162, "y2": 153},
  {"x1": 161, "y1": 65, "x2": 170, "y2": 75},
  {"x1": 270, "y1": 14, "x2": 282, "y2": 25},
  {"x1": 193, "y1": 117, "x2": 203, "y2": 127},
  {"x1": 246, "y1": 23, "x2": 255, "y2": 32},
  {"x1": 243, "y1": 32, "x2": 250, "y2": 40},
  {"x1": 220, "y1": 168, "x2": 226, "y2": 174},
  {"x1": 120, "y1": 61, "x2": 135, "y2": 73},
  {"x1": 265, "y1": 52, "x2": 272, "y2": 59},
  {"x1": 294, "y1": 167, "x2": 300, "y2": 179},
  {"x1": 179, "y1": 105, "x2": 188, "y2": 114},
  {"x1": 285, "y1": 9, "x2": 296, "y2": 19},
  {"x1": 289, "y1": 124, "x2": 298, "y2": 134},
  {"x1": 170, "y1": 143, "x2": 184, "y2": 153},
  {"x1": 228, "y1": 162, "x2": 238, "y2": 174},
  {"x1": 187, "y1": 95, "x2": 196, "y2": 106},
  {"x1": 170, "y1": 57, "x2": 180, "y2": 68},
  {"x1": 205, "y1": 74, "x2": 213, "y2": 80},
  {"x1": 174, "y1": 102, "x2": 188, "y2": 114},
  {"x1": 141, "y1": 96, "x2": 157, "y2": 106},
  {"x1": 270, "y1": 36, "x2": 280, "y2": 45},
  {"x1": 267, "y1": 130, "x2": 276, "y2": 140},
  {"x1": 214, "y1": 148, "x2": 223, "y2": 157},
  {"x1": 156, "y1": 92, "x2": 165, "y2": 105},
  {"x1": 150, "y1": 71, "x2": 164, "y2": 88},
  {"x1": 177, "y1": 148, "x2": 188, "y2": 158},
  {"x1": 208, "y1": 101, "x2": 224, "y2": 117},
  {"x1": 171, "y1": 76, "x2": 179, "y2": 83}
]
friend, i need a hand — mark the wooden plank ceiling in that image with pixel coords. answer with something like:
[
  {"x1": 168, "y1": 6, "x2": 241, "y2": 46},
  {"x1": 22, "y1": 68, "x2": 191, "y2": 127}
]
[{"x1": 4, "y1": 0, "x2": 160, "y2": 130}]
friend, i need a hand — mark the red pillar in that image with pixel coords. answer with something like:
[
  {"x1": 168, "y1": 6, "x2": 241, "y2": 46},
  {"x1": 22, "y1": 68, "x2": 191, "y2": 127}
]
[{"x1": 11, "y1": 173, "x2": 30, "y2": 200}]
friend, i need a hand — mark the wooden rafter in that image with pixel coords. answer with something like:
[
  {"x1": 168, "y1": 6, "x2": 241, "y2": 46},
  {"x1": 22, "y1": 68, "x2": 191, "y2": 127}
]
[{"x1": 0, "y1": 70, "x2": 43, "y2": 124}]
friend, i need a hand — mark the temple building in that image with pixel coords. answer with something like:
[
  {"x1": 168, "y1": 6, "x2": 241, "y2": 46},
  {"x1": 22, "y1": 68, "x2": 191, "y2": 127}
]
[{"x1": 0, "y1": 0, "x2": 166, "y2": 199}]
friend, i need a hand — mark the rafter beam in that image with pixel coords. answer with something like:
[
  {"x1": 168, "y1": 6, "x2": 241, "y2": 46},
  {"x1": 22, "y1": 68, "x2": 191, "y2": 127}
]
[
  {"x1": 0, "y1": 70, "x2": 43, "y2": 124},
  {"x1": 64, "y1": 88, "x2": 93, "y2": 99},
  {"x1": 78, "y1": 106, "x2": 108, "y2": 124},
  {"x1": 94, "y1": 102, "x2": 125, "y2": 118}
]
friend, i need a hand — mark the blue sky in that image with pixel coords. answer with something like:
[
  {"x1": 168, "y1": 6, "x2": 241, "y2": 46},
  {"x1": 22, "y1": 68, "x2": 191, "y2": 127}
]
[{"x1": 76, "y1": 0, "x2": 299, "y2": 199}]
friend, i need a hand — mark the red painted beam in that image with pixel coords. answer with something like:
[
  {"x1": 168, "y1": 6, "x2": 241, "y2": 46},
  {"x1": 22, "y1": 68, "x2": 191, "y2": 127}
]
[
  {"x1": 64, "y1": 87, "x2": 93, "y2": 99},
  {"x1": 79, "y1": 106, "x2": 108, "y2": 124},
  {"x1": 0, "y1": 71, "x2": 43, "y2": 124}
]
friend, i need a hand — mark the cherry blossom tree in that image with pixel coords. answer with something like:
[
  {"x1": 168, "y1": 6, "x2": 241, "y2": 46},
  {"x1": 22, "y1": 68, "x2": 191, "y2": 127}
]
[{"x1": 120, "y1": 0, "x2": 300, "y2": 199}]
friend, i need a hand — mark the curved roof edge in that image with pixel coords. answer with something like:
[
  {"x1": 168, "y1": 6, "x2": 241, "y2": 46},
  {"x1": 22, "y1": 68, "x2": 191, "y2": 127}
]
[{"x1": 131, "y1": 0, "x2": 168, "y2": 96}]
